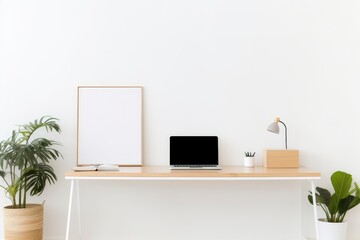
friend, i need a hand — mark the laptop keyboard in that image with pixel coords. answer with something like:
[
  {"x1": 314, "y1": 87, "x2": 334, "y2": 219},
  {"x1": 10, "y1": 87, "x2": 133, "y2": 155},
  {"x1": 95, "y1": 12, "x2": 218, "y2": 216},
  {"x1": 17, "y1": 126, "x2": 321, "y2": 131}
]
[{"x1": 173, "y1": 165, "x2": 218, "y2": 168}]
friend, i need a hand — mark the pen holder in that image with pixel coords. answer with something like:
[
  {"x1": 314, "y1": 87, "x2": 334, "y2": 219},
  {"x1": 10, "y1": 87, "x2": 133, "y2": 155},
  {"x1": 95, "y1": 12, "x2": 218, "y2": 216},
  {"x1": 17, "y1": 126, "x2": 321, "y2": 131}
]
[{"x1": 244, "y1": 157, "x2": 255, "y2": 168}]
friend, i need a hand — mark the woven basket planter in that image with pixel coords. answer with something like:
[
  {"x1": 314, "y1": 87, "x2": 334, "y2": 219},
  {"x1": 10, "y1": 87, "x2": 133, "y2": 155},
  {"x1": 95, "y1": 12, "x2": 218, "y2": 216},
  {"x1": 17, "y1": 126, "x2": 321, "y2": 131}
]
[{"x1": 3, "y1": 204, "x2": 43, "y2": 240}]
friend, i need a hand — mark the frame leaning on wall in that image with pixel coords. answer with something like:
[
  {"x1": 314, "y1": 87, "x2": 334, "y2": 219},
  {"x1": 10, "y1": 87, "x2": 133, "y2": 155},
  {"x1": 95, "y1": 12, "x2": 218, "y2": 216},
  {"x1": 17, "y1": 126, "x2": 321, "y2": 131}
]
[{"x1": 76, "y1": 86, "x2": 143, "y2": 166}]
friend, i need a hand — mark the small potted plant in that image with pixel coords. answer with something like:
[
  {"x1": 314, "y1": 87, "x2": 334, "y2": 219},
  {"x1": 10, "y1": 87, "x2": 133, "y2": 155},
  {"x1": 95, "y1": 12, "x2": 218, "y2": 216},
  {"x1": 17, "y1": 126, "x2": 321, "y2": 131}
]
[
  {"x1": 308, "y1": 171, "x2": 360, "y2": 240},
  {"x1": 0, "y1": 116, "x2": 62, "y2": 240},
  {"x1": 244, "y1": 152, "x2": 255, "y2": 167}
]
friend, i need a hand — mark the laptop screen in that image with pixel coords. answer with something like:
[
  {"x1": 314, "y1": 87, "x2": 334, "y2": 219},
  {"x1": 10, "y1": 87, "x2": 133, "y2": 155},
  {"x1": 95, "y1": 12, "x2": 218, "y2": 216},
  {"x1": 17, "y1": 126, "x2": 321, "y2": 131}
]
[{"x1": 170, "y1": 136, "x2": 218, "y2": 165}]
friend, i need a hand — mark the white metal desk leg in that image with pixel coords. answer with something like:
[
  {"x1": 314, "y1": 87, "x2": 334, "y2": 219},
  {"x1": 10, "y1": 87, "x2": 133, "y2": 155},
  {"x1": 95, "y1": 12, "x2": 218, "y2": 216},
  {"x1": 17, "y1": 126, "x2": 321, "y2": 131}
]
[
  {"x1": 76, "y1": 180, "x2": 82, "y2": 239},
  {"x1": 66, "y1": 179, "x2": 75, "y2": 240},
  {"x1": 311, "y1": 180, "x2": 319, "y2": 240}
]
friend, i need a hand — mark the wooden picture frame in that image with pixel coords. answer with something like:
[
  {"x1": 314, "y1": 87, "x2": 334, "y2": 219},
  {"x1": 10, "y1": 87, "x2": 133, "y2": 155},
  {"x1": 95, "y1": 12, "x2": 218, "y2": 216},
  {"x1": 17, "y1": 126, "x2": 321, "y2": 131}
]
[{"x1": 77, "y1": 86, "x2": 143, "y2": 166}]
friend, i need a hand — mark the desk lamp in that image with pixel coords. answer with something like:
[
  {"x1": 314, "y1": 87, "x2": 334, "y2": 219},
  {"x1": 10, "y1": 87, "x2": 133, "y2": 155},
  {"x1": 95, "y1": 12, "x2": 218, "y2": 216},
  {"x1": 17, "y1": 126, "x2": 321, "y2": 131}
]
[
  {"x1": 264, "y1": 117, "x2": 298, "y2": 168},
  {"x1": 267, "y1": 117, "x2": 287, "y2": 149}
]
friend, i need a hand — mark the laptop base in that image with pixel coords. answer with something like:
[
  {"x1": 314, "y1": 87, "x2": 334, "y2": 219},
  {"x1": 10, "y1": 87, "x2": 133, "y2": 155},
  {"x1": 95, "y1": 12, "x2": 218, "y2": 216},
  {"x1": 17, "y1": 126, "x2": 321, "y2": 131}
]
[{"x1": 170, "y1": 165, "x2": 222, "y2": 170}]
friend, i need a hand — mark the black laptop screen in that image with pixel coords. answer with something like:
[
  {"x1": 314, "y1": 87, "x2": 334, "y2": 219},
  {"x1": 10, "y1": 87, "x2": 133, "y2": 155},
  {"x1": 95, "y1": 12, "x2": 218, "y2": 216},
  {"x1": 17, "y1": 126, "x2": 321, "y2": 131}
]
[{"x1": 170, "y1": 136, "x2": 218, "y2": 165}]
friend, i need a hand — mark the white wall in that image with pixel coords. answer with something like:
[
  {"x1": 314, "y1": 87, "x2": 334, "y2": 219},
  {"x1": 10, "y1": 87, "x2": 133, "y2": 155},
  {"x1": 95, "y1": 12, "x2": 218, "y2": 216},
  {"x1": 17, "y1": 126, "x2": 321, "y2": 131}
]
[{"x1": 1, "y1": 0, "x2": 360, "y2": 239}]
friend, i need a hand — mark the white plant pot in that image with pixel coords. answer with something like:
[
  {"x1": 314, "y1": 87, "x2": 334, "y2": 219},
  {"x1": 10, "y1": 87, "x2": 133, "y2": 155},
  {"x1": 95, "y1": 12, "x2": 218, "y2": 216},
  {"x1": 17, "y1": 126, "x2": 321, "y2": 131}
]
[
  {"x1": 318, "y1": 219, "x2": 347, "y2": 240},
  {"x1": 244, "y1": 157, "x2": 255, "y2": 168}
]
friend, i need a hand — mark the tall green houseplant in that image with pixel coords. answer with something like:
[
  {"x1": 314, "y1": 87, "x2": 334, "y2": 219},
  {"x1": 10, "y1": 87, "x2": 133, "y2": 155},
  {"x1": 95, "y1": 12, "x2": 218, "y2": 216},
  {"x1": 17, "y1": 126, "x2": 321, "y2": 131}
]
[{"x1": 0, "y1": 116, "x2": 62, "y2": 208}]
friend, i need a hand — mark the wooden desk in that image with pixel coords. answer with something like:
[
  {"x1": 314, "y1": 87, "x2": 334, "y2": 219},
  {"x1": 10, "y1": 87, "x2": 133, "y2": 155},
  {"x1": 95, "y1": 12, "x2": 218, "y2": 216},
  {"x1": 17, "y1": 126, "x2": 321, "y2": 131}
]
[{"x1": 65, "y1": 166, "x2": 321, "y2": 240}]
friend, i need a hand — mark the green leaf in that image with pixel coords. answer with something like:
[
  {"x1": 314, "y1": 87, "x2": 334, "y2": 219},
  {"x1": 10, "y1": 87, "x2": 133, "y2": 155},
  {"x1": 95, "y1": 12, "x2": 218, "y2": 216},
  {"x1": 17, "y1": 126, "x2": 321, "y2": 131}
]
[
  {"x1": 348, "y1": 196, "x2": 360, "y2": 210},
  {"x1": 308, "y1": 191, "x2": 327, "y2": 206},
  {"x1": 21, "y1": 163, "x2": 57, "y2": 196},
  {"x1": 339, "y1": 195, "x2": 354, "y2": 215},
  {"x1": 308, "y1": 194, "x2": 314, "y2": 205},
  {"x1": 331, "y1": 171, "x2": 352, "y2": 201},
  {"x1": 355, "y1": 182, "x2": 360, "y2": 198},
  {"x1": 328, "y1": 194, "x2": 338, "y2": 215},
  {"x1": 316, "y1": 187, "x2": 331, "y2": 206},
  {"x1": 308, "y1": 192, "x2": 322, "y2": 205}
]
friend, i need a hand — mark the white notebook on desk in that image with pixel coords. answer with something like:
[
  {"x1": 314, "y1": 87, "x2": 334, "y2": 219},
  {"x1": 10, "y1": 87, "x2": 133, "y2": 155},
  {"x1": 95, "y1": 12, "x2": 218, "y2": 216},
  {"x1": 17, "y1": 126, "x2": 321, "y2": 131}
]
[{"x1": 73, "y1": 164, "x2": 119, "y2": 171}]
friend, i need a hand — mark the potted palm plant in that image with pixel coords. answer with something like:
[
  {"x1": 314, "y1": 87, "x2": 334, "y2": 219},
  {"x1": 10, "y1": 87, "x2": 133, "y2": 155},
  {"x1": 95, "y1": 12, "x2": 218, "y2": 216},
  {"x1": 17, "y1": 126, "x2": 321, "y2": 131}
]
[
  {"x1": 0, "y1": 116, "x2": 62, "y2": 240},
  {"x1": 308, "y1": 171, "x2": 360, "y2": 240}
]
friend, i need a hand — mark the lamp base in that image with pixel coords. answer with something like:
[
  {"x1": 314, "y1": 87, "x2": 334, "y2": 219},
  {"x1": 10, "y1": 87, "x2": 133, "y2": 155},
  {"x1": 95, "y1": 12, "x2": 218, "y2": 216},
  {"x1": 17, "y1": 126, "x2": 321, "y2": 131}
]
[{"x1": 263, "y1": 150, "x2": 299, "y2": 168}]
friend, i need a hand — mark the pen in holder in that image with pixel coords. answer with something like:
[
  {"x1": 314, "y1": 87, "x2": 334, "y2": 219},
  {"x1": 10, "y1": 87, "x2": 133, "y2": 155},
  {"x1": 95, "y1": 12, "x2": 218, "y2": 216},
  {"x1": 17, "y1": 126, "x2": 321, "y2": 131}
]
[{"x1": 244, "y1": 152, "x2": 255, "y2": 168}]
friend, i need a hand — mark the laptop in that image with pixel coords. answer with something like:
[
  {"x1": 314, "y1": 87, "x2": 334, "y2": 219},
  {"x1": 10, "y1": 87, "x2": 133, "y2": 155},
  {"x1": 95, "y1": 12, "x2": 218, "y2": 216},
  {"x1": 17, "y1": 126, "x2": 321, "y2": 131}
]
[{"x1": 170, "y1": 136, "x2": 222, "y2": 170}]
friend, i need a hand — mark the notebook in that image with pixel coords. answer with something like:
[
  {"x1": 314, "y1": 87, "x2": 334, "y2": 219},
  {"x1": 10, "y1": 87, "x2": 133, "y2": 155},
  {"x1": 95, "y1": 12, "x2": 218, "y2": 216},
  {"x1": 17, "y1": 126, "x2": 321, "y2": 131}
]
[
  {"x1": 73, "y1": 164, "x2": 119, "y2": 171},
  {"x1": 169, "y1": 136, "x2": 221, "y2": 170}
]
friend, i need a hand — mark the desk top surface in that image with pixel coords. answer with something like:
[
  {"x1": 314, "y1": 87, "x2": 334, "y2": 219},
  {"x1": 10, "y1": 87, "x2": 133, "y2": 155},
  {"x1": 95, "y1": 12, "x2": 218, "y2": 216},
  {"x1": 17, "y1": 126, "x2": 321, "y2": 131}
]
[{"x1": 65, "y1": 166, "x2": 321, "y2": 179}]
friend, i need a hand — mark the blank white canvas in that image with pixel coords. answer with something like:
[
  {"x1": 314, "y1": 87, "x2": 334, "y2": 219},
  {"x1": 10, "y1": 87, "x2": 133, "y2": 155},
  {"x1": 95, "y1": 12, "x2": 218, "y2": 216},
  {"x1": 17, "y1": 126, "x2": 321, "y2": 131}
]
[{"x1": 77, "y1": 87, "x2": 142, "y2": 165}]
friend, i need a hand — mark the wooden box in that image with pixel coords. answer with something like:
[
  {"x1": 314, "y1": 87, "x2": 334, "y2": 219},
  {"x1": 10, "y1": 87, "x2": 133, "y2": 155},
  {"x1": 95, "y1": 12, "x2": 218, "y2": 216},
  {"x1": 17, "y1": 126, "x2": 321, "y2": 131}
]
[{"x1": 263, "y1": 150, "x2": 299, "y2": 168}]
